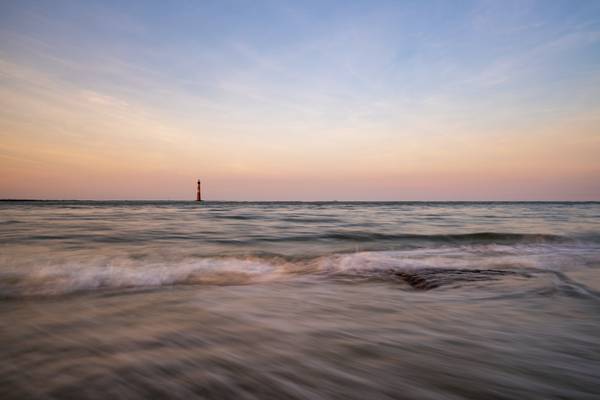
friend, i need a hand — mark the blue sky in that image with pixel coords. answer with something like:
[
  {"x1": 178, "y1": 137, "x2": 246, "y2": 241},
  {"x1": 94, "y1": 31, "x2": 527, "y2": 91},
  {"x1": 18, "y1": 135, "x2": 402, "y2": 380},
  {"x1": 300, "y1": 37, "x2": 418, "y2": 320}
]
[{"x1": 1, "y1": 0, "x2": 599, "y2": 199}]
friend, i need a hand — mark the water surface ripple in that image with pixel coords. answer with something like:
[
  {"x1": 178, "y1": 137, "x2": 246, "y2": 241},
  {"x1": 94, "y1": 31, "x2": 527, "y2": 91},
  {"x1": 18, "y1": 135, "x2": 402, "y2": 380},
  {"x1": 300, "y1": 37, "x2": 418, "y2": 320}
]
[{"x1": 1, "y1": 201, "x2": 599, "y2": 399}]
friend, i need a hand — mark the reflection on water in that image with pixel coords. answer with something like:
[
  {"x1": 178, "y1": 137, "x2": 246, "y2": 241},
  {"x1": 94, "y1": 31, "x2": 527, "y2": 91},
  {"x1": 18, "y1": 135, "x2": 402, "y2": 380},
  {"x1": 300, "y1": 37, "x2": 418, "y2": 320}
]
[{"x1": 1, "y1": 201, "x2": 600, "y2": 398}]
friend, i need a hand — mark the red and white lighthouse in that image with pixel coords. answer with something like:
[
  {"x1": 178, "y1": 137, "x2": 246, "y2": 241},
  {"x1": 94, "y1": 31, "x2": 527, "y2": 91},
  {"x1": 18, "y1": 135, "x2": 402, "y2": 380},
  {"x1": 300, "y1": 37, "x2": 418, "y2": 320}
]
[{"x1": 196, "y1": 179, "x2": 202, "y2": 202}]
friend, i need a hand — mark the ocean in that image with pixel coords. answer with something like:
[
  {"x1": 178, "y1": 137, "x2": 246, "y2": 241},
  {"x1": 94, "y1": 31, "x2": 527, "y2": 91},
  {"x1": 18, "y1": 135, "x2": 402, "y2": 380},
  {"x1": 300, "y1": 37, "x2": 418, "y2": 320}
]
[{"x1": 1, "y1": 201, "x2": 600, "y2": 399}]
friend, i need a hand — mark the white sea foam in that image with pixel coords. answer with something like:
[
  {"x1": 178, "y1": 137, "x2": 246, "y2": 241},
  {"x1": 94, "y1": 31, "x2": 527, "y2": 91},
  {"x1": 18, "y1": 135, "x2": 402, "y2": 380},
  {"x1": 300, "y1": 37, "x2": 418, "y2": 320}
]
[
  {"x1": 316, "y1": 243, "x2": 600, "y2": 274},
  {"x1": 2, "y1": 243, "x2": 598, "y2": 297},
  {"x1": 0, "y1": 256, "x2": 286, "y2": 297}
]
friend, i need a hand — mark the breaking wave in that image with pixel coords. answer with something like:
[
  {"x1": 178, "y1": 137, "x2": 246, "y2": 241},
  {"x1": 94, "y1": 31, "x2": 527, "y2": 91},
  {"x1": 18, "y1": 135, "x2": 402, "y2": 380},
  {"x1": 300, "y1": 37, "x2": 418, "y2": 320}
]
[
  {"x1": 2, "y1": 242, "x2": 599, "y2": 298},
  {"x1": 296, "y1": 232, "x2": 567, "y2": 243},
  {"x1": 3, "y1": 230, "x2": 588, "y2": 246}
]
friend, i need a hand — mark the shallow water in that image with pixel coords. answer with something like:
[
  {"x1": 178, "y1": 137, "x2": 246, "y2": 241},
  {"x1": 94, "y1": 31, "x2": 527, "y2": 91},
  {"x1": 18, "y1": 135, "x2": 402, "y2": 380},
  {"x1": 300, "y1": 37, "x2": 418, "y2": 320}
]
[{"x1": 1, "y1": 201, "x2": 600, "y2": 399}]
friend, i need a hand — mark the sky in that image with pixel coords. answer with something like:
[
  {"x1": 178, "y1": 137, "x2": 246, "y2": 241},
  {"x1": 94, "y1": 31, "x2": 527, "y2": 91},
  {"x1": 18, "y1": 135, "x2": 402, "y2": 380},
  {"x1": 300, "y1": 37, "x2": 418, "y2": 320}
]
[{"x1": 0, "y1": 0, "x2": 599, "y2": 200}]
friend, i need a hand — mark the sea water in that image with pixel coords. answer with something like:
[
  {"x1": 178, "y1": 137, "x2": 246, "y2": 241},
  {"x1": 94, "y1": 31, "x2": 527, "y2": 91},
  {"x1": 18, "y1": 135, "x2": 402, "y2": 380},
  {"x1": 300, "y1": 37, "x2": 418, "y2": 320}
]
[{"x1": 1, "y1": 201, "x2": 599, "y2": 399}]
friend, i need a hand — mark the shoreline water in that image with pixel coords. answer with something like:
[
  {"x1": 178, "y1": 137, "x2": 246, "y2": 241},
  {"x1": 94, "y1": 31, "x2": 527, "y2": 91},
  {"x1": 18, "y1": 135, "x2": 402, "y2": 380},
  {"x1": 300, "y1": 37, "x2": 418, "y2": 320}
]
[{"x1": 1, "y1": 201, "x2": 599, "y2": 398}]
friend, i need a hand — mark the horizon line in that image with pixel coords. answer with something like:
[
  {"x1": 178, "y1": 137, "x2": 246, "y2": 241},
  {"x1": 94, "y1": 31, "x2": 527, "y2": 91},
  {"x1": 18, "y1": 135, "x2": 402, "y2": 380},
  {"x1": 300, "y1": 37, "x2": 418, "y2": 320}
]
[{"x1": 2, "y1": 199, "x2": 599, "y2": 203}]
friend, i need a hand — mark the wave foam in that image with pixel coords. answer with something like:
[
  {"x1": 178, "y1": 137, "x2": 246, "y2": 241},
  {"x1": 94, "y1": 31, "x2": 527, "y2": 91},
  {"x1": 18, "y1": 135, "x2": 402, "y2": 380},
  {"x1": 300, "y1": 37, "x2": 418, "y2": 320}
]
[
  {"x1": 0, "y1": 257, "x2": 286, "y2": 298},
  {"x1": 1, "y1": 243, "x2": 598, "y2": 298}
]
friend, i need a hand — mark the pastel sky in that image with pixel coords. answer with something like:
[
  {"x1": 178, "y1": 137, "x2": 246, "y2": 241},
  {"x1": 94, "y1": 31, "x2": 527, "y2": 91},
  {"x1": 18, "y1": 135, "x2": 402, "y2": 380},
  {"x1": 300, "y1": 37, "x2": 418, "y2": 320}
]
[{"x1": 1, "y1": 0, "x2": 599, "y2": 200}]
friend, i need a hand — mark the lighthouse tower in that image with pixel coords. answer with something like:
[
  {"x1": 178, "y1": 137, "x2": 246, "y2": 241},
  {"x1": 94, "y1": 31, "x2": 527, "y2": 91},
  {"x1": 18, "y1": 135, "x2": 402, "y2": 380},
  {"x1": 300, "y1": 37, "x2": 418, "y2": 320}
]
[{"x1": 196, "y1": 179, "x2": 202, "y2": 202}]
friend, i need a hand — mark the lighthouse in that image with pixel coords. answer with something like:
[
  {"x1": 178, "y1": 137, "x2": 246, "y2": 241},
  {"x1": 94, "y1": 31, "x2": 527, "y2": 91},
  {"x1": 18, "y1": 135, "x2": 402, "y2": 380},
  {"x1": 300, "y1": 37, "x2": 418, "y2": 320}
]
[{"x1": 196, "y1": 179, "x2": 202, "y2": 202}]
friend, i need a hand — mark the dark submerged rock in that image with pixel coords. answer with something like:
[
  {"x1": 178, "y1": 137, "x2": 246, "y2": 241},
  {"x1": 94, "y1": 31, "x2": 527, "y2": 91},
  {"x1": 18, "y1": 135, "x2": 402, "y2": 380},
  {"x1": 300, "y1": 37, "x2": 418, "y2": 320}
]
[{"x1": 394, "y1": 268, "x2": 526, "y2": 290}]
